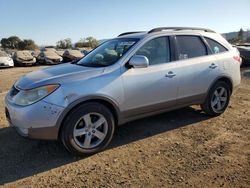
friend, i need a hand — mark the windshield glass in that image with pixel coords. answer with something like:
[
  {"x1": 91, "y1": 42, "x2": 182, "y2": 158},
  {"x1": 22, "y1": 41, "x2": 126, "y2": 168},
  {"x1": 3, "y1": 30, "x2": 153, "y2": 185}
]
[{"x1": 77, "y1": 38, "x2": 139, "y2": 67}]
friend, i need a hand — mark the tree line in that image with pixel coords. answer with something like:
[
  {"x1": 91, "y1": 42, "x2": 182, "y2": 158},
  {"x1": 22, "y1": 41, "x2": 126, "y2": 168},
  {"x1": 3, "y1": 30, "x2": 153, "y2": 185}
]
[
  {"x1": 227, "y1": 28, "x2": 250, "y2": 44},
  {"x1": 0, "y1": 36, "x2": 38, "y2": 50},
  {"x1": 57, "y1": 37, "x2": 99, "y2": 49},
  {"x1": 0, "y1": 36, "x2": 99, "y2": 50}
]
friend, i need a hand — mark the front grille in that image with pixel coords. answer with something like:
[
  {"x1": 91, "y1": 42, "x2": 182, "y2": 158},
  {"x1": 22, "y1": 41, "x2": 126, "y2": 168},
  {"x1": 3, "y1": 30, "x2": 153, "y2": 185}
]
[
  {"x1": 9, "y1": 86, "x2": 20, "y2": 97},
  {"x1": 52, "y1": 59, "x2": 60, "y2": 63}
]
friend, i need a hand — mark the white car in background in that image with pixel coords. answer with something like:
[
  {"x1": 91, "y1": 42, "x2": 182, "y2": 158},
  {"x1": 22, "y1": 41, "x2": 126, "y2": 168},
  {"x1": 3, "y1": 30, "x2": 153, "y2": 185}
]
[{"x1": 0, "y1": 51, "x2": 14, "y2": 67}]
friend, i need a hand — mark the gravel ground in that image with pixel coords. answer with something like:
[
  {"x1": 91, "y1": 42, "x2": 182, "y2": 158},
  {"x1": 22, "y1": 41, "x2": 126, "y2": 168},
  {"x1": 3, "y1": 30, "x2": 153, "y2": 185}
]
[{"x1": 0, "y1": 66, "x2": 249, "y2": 187}]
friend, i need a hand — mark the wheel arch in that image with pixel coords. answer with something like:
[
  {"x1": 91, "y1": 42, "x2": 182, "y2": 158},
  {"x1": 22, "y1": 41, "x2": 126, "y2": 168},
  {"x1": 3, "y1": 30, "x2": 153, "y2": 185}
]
[
  {"x1": 207, "y1": 76, "x2": 233, "y2": 97},
  {"x1": 56, "y1": 95, "x2": 121, "y2": 140}
]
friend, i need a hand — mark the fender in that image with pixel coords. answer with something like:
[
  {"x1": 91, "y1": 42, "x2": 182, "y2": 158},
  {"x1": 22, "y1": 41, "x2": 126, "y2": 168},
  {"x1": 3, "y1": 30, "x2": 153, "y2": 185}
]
[
  {"x1": 55, "y1": 95, "x2": 121, "y2": 139},
  {"x1": 205, "y1": 75, "x2": 233, "y2": 100}
]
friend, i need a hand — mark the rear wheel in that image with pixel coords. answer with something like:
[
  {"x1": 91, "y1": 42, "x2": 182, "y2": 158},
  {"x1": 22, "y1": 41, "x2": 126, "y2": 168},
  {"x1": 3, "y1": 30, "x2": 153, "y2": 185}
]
[
  {"x1": 201, "y1": 81, "x2": 231, "y2": 116},
  {"x1": 61, "y1": 102, "x2": 115, "y2": 156}
]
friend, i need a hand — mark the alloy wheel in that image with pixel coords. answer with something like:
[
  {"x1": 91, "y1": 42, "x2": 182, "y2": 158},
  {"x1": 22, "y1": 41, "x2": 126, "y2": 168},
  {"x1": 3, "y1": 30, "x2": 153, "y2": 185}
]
[
  {"x1": 73, "y1": 112, "x2": 108, "y2": 149},
  {"x1": 211, "y1": 86, "x2": 228, "y2": 112}
]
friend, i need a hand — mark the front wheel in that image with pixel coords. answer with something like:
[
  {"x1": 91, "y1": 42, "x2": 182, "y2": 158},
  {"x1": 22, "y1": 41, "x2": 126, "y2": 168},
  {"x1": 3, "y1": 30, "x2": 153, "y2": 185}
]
[
  {"x1": 61, "y1": 102, "x2": 115, "y2": 156},
  {"x1": 201, "y1": 81, "x2": 231, "y2": 116}
]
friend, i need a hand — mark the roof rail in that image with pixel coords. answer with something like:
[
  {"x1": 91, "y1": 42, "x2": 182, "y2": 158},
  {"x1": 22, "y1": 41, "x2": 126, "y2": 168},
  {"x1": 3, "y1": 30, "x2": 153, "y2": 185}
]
[
  {"x1": 148, "y1": 27, "x2": 215, "y2": 33},
  {"x1": 118, "y1": 31, "x2": 145, "y2": 37}
]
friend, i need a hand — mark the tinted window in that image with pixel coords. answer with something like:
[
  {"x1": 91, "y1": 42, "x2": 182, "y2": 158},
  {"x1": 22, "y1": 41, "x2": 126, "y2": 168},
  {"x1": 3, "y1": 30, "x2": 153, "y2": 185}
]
[
  {"x1": 176, "y1": 36, "x2": 207, "y2": 59},
  {"x1": 205, "y1": 37, "x2": 228, "y2": 54},
  {"x1": 136, "y1": 37, "x2": 170, "y2": 65}
]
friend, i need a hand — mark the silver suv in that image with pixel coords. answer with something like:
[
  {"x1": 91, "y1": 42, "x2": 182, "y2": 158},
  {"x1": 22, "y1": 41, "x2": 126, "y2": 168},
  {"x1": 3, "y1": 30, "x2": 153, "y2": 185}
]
[{"x1": 5, "y1": 27, "x2": 241, "y2": 155}]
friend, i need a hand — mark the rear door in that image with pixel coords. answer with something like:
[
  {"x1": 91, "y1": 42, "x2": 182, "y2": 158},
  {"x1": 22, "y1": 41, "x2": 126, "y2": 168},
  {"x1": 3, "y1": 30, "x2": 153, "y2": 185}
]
[
  {"x1": 174, "y1": 35, "x2": 220, "y2": 104},
  {"x1": 204, "y1": 37, "x2": 231, "y2": 72}
]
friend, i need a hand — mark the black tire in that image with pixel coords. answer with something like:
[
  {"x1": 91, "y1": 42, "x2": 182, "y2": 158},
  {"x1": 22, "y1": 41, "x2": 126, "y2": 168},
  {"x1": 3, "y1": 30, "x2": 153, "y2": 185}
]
[
  {"x1": 14, "y1": 61, "x2": 20, "y2": 67},
  {"x1": 60, "y1": 102, "x2": 115, "y2": 156},
  {"x1": 201, "y1": 81, "x2": 231, "y2": 116}
]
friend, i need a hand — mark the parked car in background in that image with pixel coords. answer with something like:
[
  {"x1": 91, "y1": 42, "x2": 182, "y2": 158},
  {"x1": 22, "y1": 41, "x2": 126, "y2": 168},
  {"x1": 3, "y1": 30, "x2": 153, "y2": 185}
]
[
  {"x1": 56, "y1": 50, "x2": 65, "y2": 57},
  {"x1": 13, "y1": 51, "x2": 36, "y2": 66},
  {"x1": 44, "y1": 48, "x2": 57, "y2": 52},
  {"x1": 37, "y1": 51, "x2": 63, "y2": 65},
  {"x1": 81, "y1": 49, "x2": 92, "y2": 56},
  {"x1": 5, "y1": 27, "x2": 241, "y2": 155},
  {"x1": 236, "y1": 44, "x2": 250, "y2": 66},
  {"x1": 76, "y1": 47, "x2": 92, "y2": 56},
  {"x1": 0, "y1": 51, "x2": 14, "y2": 67},
  {"x1": 31, "y1": 50, "x2": 40, "y2": 58},
  {"x1": 63, "y1": 49, "x2": 84, "y2": 62}
]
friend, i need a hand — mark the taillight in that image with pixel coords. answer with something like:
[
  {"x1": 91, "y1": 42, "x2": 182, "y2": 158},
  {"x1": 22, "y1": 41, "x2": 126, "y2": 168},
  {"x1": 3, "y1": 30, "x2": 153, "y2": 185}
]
[{"x1": 233, "y1": 55, "x2": 241, "y2": 64}]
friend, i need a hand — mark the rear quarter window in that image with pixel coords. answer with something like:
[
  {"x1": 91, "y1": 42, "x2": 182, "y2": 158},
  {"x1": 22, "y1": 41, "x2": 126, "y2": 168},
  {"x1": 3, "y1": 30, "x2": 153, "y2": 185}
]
[{"x1": 205, "y1": 37, "x2": 228, "y2": 54}]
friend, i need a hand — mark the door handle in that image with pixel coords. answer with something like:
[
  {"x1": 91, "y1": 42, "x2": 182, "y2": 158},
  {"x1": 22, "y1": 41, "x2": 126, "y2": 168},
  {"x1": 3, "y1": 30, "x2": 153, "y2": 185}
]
[
  {"x1": 209, "y1": 63, "x2": 218, "y2": 69},
  {"x1": 165, "y1": 71, "x2": 176, "y2": 78}
]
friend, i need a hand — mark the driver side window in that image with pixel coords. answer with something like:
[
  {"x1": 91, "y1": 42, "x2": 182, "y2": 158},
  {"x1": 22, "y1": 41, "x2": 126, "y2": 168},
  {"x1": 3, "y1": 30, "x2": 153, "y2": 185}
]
[{"x1": 136, "y1": 37, "x2": 170, "y2": 65}]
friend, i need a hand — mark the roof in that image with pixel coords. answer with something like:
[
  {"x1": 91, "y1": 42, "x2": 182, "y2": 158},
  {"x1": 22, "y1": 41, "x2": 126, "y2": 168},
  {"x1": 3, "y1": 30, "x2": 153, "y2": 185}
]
[
  {"x1": 117, "y1": 27, "x2": 217, "y2": 39},
  {"x1": 44, "y1": 48, "x2": 56, "y2": 52},
  {"x1": 117, "y1": 32, "x2": 147, "y2": 39},
  {"x1": 116, "y1": 27, "x2": 232, "y2": 51}
]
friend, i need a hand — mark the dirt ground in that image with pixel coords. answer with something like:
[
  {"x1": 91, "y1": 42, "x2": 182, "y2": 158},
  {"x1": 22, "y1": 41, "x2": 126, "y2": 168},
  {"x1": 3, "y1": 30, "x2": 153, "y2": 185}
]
[{"x1": 0, "y1": 66, "x2": 249, "y2": 187}]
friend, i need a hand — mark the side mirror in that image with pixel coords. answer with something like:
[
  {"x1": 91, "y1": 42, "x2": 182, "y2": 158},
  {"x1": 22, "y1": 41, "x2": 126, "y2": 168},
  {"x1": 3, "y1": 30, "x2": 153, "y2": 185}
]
[{"x1": 129, "y1": 55, "x2": 149, "y2": 68}]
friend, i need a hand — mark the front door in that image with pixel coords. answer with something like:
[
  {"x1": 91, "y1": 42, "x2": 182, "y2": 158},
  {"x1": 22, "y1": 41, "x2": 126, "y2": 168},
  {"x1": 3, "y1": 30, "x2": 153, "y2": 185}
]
[{"x1": 121, "y1": 36, "x2": 178, "y2": 117}]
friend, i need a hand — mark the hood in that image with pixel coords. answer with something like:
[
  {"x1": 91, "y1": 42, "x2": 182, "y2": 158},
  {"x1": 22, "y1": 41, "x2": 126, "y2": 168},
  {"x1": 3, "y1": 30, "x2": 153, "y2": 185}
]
[
  {"x1": 45, "y1": 54, "x2": 62, "y2": 60},
  {"x1": 16, "y1": 56, "x2": 34, "y2": 61},
  {"x1": 0, "y1": 56, "x2": 13, "y2": 62},
  {"x1": 15, "y1": 51, "x2": 34, "y2": 61},
  {"x1": 44, "y1": 51, "x2": 62, "y2": 60},
  {"x1": 15, "y1": 63, "x2": 104, "y2": 90}
]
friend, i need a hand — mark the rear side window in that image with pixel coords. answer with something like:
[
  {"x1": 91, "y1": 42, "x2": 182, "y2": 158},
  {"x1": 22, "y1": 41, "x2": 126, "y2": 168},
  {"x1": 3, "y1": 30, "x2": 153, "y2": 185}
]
[
  {"x1": 205, "y1": 37, "x2": 228, "y2": 54},
  {"x1": 136, "y1": 37, "x2": 171, "y2": 65},
  {"x1": 176, "y1": 36, "x2": 207, "y2": 60}
]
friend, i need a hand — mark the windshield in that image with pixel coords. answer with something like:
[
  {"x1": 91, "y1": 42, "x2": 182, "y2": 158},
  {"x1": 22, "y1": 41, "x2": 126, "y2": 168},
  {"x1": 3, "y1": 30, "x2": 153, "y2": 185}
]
[{"x1": 77, "y1": 38, "x2": 139, "y2": 67}]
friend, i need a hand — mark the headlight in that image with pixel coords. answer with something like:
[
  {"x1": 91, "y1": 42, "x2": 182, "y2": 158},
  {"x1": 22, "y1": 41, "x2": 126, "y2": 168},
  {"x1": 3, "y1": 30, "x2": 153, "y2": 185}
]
[{"x1": 13, "y1": 84, "x2": 60, "y2": 106}]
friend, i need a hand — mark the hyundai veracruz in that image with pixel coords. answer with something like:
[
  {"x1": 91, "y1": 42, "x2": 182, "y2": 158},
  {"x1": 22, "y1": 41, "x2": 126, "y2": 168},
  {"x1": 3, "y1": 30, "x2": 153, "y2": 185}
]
[{"x1": 5, "y1": 27, "x2": 241, "y2": 155}]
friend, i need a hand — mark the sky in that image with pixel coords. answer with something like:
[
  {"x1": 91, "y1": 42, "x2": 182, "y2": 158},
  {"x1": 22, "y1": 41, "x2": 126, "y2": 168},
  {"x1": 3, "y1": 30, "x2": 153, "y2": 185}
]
[{"x1": 0, "y1": 0, "x2": 249, "y2": 46}]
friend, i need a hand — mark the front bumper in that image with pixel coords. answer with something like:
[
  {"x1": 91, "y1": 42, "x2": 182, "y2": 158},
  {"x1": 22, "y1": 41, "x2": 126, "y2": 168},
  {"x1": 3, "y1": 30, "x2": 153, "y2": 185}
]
[
  {"x1": 15, "y1": 59, "x2": 36, "y2": 65},
  {"x1": 0, "y1": 64, "x2": 13, "y2": 68},
  {"x1": 45, "y1": 58, "x2": 62, "y2": 64},
  {"x1": 0, "y1": 62, "x2": 13, "y2": 67},
  {"x1": 5, "y1": 96, "x2": 65, "y2": 140}
]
